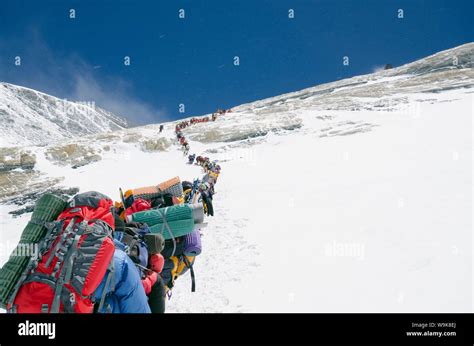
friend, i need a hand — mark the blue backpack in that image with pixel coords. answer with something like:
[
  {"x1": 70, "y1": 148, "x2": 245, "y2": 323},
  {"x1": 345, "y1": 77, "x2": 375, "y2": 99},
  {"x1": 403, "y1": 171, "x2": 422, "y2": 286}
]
[
  {"x1": 114, "y1": 222, "x2": 165, "y2": 274},
  {"x1": 114, "y1": 222, "x2": 151, "y2": 273}
]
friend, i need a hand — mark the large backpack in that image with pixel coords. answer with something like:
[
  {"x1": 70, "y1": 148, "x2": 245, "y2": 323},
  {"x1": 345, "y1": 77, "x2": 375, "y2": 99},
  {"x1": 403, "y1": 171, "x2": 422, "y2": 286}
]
[
  {"x1": 8, "y1": 191, "x2": 116, "y2": 313},
  {"x1": 114, "y1": 222, "x2": 165, "y2": 273},
  {"x1": 160, "y1": 228, "x2": 202, "y2": 293},
  {"x1": 182, "y1": 180, "x2": 214, "y2": 216}
]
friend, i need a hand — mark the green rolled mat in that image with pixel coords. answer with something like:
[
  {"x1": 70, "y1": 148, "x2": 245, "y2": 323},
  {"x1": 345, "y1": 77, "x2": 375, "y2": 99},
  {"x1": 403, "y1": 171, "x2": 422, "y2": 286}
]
[
  {"x1": 20, "y1": 194, "x2": 67, "y2": 243},
  {"x1": 0, "y1": 193, "x2": 67, "y2": 308},
  {"x1": 127, "y1": 204, "x2": 205, "y2": 240},
  {"x1": 127, "y1": 204, "x2": 194, "y2": 226},
  {"x1": 150, "y1": 219, "x2": 195, "y2": 240},
  {"x1": 0, "y1": 255, "x2": 30, "y2": 308}
]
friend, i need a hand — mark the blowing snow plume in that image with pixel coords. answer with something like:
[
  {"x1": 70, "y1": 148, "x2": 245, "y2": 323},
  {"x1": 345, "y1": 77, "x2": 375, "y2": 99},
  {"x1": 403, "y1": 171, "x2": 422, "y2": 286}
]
[
  {"x1": 0, "y1": 31, "x2": 166, "y2": 126},
  {"x1": 70, "y1": 73, "x2": 166, "y2": 125}
]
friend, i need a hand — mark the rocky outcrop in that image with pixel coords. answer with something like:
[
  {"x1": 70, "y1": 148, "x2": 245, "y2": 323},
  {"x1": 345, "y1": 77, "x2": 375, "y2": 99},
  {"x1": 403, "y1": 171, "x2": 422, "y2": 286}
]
[
  {"x1": 46, "y1": 143, "x2": 102, "y2": 168},
  {"x1": 141, "y1": 138, "x2": 171, "y2": 152},
  {"x1": 185, "y1": 117, "x2": 303, "y2": 143},
  {"x1": 0, "y1": 147, "x2": 36, "y2": 172}
]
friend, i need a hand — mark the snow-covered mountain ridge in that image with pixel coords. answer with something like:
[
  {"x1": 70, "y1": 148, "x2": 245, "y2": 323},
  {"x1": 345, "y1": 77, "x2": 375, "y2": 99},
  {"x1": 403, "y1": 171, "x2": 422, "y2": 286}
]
[{"x1": 0, "y1": 82, "x2": 129, "y2": 147}]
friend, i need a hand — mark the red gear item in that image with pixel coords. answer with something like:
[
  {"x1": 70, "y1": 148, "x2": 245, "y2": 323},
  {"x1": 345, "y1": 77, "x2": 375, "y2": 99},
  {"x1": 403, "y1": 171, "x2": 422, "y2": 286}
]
[
  {"x1": 149, "y1": 254, "x2": 164, "y2": 274},
  {"x1": 125, "y1": 198, "x2": 152, "y2": 216},
  {"x1": 141, "y1": 272, "x2": 158, "y2": 295}
]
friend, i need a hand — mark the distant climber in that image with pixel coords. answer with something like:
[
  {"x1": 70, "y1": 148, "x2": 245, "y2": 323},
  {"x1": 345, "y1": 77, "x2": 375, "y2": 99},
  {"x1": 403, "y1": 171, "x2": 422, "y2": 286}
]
[{"x1": 159, "y1": 124, "x2": 164, "y2": 133}]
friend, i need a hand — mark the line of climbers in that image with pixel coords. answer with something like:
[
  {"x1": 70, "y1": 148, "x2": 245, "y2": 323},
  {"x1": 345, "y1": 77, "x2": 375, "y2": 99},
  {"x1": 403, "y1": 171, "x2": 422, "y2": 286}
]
[
  {"x1": 175, "y1": 125, "x2": 190, "y2": 155},
  {"x1": 174, "y1": 117, "x2": 221, "y2": 217},
  {"x1": 175, "y1": 112, "x2": 227, "y2": 168},
  {"x1": 174, "y1": 114, "x2": 221, "y2": 203},
  {"x1": 0, "y1": 162, "x2": 221, "y2": 313},
  {"x1": 212, "y1": 108, "x2": 232, "y2": 118},
  {"x1": 174, "y1": 108, "x2": 233, "y2": 148}
]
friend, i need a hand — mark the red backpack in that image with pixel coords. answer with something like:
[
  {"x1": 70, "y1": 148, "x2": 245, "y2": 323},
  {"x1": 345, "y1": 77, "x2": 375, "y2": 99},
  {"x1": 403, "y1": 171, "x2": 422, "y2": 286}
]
[{"x1": 8, "y1": 191, "x2": 116, "y2": 313}]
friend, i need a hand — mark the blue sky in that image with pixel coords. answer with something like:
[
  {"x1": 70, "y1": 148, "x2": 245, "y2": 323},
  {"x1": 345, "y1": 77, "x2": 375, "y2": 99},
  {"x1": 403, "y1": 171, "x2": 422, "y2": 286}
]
[{"x1": 0, "y1": 0, "x2": 473, "y2": 123}]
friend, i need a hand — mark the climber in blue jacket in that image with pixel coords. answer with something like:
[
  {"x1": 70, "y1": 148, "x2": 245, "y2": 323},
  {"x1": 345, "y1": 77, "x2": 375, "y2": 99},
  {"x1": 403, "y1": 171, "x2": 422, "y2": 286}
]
[{"x1": 94, "y1": 239, "x2": 151, "y2": 313}]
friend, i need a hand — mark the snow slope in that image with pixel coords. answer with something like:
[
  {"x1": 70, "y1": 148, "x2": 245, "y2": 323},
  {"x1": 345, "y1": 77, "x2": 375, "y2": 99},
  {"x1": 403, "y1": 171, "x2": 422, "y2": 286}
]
[
  {"x1": 0, "y1": 82, "x2": 129, "y2": 147},
  {"x1": 0, "y1": 43, "x2": 473, "y2": 312},
  {"x1": 164, "y1": 90, "x2": 473, "y2": 313}
]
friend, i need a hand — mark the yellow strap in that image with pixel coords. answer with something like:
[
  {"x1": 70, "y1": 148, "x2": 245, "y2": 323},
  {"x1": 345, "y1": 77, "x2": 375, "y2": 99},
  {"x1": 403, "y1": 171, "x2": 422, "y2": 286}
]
[{"x1": 170, "y1": 255, "x2": 196, "y2": 282}]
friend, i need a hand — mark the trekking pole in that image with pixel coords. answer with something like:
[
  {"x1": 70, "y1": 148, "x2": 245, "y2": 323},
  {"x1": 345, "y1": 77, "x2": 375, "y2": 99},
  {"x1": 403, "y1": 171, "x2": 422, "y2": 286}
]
[
  {"x1": 119, "y1": 188, "x2": 126, "y2": 207},
  {"x1": 136, "y1": 263, "x2": 153, "y2": 273}
]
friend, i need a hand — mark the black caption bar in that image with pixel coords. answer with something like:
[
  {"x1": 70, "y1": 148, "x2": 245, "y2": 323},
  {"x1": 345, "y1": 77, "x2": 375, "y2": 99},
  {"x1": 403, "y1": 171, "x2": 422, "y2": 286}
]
[{"x1": 0, "y1": 313, "x2": 473, "y2": 345}]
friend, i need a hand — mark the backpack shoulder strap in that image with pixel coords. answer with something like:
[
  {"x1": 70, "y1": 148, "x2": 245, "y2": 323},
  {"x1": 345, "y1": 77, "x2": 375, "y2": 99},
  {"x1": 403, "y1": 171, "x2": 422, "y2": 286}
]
[
  {"x1": 97, "y1": 261, "x2": 115, "y2": 313},
  {"x1": 157, "y1": 208, "x2": 177, "y2": 257},
  {"x1": 183, "y1": 256, "x2": 196, "y2": 292}
]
